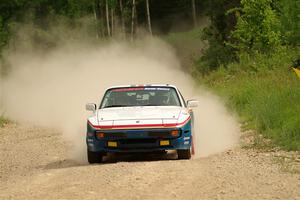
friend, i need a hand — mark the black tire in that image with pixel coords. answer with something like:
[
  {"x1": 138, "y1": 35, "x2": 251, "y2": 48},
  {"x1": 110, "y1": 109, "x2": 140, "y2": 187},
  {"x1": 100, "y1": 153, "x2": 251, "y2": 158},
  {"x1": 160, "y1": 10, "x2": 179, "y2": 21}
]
[
  {"x1": 87, "y1": 149, "x2": 103, "y2": 164},
  {"x1": 177, "y1": 149, "x2": 191, "y2": 160}
]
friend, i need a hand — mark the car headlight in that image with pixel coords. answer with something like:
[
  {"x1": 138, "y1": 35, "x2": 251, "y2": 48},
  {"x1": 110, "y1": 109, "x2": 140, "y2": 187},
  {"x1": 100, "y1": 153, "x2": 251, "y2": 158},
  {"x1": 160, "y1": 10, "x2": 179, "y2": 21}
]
[
  {"x1": 170, "y1": 130, "x2": 179, "y2": 137},
  {"x1": 96, "y1": 132, "x2": 105, "y2": 139}
]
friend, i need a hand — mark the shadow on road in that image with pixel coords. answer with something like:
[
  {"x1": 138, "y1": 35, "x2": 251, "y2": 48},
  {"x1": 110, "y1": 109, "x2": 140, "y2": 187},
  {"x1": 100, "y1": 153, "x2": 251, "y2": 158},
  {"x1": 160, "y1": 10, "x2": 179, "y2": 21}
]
[
  {"x1": 42, "y1": 151, "x2": 178, "y2": 170},
  {"x1": 104, "y1": 150, "x2": 178, "y2": 163},
  {"x1": 41, "y1": 159, "x2": 86, "y2": 170}
]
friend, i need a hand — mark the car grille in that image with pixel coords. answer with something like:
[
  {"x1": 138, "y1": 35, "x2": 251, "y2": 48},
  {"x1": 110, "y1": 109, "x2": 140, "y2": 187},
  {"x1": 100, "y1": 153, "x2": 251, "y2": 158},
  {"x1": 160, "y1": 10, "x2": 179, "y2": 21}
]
[{"x1": 118, "y1": 138, "x2": 158, "y2": 149}]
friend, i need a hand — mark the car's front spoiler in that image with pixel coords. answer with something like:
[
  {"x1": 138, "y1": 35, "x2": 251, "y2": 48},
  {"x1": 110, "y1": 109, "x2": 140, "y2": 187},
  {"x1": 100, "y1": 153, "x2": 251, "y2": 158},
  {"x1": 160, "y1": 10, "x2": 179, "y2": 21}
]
[{"x1": 86, "y1": 120, "x2": 193, "y2": 153}]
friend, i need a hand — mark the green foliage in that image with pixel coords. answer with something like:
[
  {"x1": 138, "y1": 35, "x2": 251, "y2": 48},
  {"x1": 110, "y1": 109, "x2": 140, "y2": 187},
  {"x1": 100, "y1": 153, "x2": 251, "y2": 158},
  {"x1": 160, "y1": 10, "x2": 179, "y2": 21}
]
[
  {"x1": 0, "y1": 0, "x2": 95, "y2": 50},
  {"x1": 196, "y1": 0, "x2": 299, "y2": 74},
  {"x1": 107, "y1": 0, "x2": 118, "y2": 8},
  {"x1": 279, "y1": 0, "x2": 300, "y2": 45},
  {"x1": 230, "y1": 0, "x2": 282, "y2": 52},
  {"x1": 203, "y1": 47, "x2": 300, "y2": 150},
  {"x1": 194, "y1": 0, "x2": 240, "y2": 74},
  {"x1": 195, "y1": 33, "x2": 236, "y2": 74}
]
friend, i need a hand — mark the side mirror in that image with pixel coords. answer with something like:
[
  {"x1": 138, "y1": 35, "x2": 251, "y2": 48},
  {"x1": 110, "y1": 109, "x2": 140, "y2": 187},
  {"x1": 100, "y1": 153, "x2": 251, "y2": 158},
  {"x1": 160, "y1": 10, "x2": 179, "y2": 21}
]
[
  {"x1": 187, "y1": 100, "x2": 198, "y2": 108},
  {"x1": 86, "y1": 103, "x2": 97, "y2": 113}
]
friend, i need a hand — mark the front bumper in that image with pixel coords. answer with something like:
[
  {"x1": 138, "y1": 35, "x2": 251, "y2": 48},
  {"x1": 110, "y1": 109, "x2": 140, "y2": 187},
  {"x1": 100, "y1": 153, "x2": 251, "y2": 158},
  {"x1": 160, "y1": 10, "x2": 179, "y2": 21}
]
[{"x1": 86, "y1": 121, "x2": 192, "y2": 153}]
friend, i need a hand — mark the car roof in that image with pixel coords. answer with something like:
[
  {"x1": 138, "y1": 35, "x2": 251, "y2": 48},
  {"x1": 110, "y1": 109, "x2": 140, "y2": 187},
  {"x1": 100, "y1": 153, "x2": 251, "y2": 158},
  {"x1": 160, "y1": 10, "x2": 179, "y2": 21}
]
[{"x1": 106, "y1": 84, "x2": 178, "y2": 90}]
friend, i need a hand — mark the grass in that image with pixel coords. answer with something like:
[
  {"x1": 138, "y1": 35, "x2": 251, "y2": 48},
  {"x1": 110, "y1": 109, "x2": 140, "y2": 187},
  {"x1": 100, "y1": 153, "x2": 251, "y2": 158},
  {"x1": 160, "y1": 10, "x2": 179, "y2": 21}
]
[
  {"x1": 0, "y1": 116, "x2": 9, "y2": 127},
  {"x1": 200, "y1": 47, "x2": 300, "y2": 151}
]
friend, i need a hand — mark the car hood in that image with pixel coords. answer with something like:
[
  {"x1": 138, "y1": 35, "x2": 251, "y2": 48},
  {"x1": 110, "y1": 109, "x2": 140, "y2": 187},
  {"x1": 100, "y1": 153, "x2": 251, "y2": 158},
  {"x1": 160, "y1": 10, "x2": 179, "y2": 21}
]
[
  {"x1": 88, "y1": 106, "x2": 191, "y2": 129},
  {"x1": 97, "y1": 106, "x2": 183, "y2": 122}
]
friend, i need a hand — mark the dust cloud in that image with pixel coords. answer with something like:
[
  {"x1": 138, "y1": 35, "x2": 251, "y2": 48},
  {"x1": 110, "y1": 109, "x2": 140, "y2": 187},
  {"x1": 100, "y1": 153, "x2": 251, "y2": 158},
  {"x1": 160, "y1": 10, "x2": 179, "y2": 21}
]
[{"x1": 0, "y1": 38, "x2": 239, "y2": 162}]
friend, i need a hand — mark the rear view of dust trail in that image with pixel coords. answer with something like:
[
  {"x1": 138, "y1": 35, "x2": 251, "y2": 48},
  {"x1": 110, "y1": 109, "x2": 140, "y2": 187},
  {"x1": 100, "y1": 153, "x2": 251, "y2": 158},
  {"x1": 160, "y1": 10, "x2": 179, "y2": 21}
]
[{"x1": 1, "y1": 39, "x2": 239, "y2": 161}]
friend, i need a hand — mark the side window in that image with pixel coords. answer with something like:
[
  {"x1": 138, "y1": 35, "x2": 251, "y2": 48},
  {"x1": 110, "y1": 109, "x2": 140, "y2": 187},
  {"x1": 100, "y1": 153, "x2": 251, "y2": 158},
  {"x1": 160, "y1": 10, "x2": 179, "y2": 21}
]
[{"x1": 178, "y1": 90, "x2": 187, "y2": 107}]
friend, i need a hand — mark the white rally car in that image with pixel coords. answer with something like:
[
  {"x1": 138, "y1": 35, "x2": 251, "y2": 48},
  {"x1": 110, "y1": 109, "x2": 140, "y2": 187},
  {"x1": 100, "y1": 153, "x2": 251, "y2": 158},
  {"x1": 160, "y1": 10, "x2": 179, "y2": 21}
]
[{"x1": 86, "y1": 84, "x2": 197, "y2": 163}]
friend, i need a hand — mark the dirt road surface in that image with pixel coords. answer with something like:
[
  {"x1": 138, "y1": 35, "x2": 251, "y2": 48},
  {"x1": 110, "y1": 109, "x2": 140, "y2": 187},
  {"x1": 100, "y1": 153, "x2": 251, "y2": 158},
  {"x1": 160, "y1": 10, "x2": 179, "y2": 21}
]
[{"x1": 1, "y1": 124, "x2": 299, "y2": 200}]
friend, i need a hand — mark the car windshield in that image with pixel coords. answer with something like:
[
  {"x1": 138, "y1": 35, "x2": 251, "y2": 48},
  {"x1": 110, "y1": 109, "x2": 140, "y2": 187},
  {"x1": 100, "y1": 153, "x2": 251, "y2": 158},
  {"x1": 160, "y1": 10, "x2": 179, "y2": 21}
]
[{"x1": 100, "y1": 87, "x2": 181, "y2": 108}]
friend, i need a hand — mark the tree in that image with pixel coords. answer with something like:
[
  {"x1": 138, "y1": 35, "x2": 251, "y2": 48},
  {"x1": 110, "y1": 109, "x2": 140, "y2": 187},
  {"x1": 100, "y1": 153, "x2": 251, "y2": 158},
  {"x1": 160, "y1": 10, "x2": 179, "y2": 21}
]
[
  {"x1": 93, "y1": 0, "x2": 100, "y2": 39},
  {"x1": 131, "y1": 0, "x2": 136, "y2": 41},
  {"x1": 195, "y1": 0, "x2": 240, "y2": 73},
  {"x1": 231, "y1": 0, "x2": 281, "y2": 51},
  {"x1": 279, "y1": 0, "x2": 300, "y2": 45},
  {"x1": 105, "y1": 0, "x2": 111, "y2": 36},
  {"x1": 119, "y1": 0, "x2": 126, "y2": 37},
  {"x1": 111, "y1": 7, "x2": 114, "y2": 36},
  {"x1": 191, "y1": 0, "x2": 197, "y2": 27},
  {"x1": 145, "y1": 0, "x2": 152, "y2": 35}
]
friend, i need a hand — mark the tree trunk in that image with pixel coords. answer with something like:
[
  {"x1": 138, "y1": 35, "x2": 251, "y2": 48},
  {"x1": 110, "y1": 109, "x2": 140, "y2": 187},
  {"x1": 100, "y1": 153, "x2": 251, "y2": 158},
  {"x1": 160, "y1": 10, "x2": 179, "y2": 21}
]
[
  {"x1": 93, "y1": 0, "x2": 99, "y2": 39},
  {"x1": 100, "y1": 1, "x2": 106, "y2": 37},
  {"x1": 131, "y1": 0, "x2": 136, "y2": 41},
  {"x1": 98, "y1": 0, "x2": 106, "y2": 38},
  {"x1": 106, "y1": 0, "x2": 111, "y2": 37},
  {"x1": 119, "y1": 0, "x2": 126, "y2": 38},
  {"x1": 111, "y1": 8, "x2": 114, "y2": 36},
  {"x1": 134, "y1": 1, "x2": 138, "y2": 29},
  {"x1": 192, "y1": 0, "x2": 197, "y2": 27},
  {"x1": 145, "y1": 0, "x2": 152, "y2": 35}
]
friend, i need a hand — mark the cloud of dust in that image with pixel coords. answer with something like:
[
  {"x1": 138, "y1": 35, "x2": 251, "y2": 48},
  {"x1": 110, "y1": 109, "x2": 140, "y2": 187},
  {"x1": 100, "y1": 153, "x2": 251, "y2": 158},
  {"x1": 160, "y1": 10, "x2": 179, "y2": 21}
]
[{"x1": 0, "y1": 38, "x2": 239, "y2": 162}]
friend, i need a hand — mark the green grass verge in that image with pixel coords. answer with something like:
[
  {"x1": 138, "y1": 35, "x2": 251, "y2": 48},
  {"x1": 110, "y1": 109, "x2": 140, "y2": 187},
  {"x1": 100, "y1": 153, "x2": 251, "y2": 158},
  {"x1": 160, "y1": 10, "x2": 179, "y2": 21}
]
[
  {"x1": 200, "y1": 47, "x2": 300, "y2": 151},
  {"x1": 163, "y1": 28, "x2": 299, "y2": 151}
]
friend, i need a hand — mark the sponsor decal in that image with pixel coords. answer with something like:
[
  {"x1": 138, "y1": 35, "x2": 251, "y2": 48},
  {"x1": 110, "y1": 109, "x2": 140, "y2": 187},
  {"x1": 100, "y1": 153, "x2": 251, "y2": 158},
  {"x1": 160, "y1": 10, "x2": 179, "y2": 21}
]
[
  {"x1": 112, "y1": 87, "x2": 144, "y2": 92},
  {"x1": 144, "y1": 87, "x2": 170, "y2": 91},
  {"x1": 112, "y1": 87, "x2": 171, "y2": 92}
]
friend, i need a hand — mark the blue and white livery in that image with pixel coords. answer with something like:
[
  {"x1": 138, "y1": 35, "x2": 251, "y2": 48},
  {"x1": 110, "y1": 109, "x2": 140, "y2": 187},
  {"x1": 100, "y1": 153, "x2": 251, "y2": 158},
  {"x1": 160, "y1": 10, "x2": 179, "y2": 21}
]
[{"x1": 86, "y1": 84, "x2": 197, "y2": 163}]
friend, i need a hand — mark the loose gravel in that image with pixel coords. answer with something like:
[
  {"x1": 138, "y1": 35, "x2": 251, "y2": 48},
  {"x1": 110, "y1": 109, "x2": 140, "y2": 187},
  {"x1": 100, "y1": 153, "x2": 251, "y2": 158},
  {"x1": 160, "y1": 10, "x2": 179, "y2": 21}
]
[{"x1": 1, "y1": 124, "x2": 299, "y2": 200}]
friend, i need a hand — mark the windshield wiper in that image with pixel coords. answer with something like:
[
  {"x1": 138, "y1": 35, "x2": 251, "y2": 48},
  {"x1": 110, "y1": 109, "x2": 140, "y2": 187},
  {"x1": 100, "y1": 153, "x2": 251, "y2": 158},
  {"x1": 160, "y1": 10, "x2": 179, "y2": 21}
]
[
  {"x1": 104, "y1": 105, "x2": 129, "y2": 108},
  {"x1": 144, "y1": 104, "x2": 160, "y2": 106}
]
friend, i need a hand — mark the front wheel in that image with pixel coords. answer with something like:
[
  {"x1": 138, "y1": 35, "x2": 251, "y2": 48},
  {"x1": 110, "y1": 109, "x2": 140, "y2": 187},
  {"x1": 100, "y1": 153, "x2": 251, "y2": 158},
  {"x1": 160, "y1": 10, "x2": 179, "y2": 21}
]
[
  {"x1": 177, "y1": 149, "x2": 191, "y2": 159},
  {"x1": 87, "y1": 149, "x2": 103, "y2": 164}
]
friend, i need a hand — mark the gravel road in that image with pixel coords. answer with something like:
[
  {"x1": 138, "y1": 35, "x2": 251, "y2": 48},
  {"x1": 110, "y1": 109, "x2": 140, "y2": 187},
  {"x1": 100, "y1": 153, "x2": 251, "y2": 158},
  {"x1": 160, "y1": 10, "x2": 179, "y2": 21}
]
[{"x1": 1, "y1": 123, "x2": 299, "y2": 200}]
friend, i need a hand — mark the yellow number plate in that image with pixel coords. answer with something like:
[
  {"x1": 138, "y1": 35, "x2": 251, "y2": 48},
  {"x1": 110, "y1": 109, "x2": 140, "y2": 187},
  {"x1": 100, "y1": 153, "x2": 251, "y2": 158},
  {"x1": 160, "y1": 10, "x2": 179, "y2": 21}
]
[
  {"x1": 108, "y1": 141, "x2": 118, "y2": 147},
  {"x1": 160, "y1": 140, "x2": 170, "y2": 146}
]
